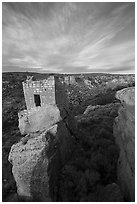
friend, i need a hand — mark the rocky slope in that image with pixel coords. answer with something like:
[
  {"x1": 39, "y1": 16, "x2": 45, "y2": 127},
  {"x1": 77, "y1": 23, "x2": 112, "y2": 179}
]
[
  {"x1": 113, "y1": 87, "x2": 135, "y2": 201},
  {"x1": 66, "y1": 74, "x2": 135, "y2": 115}
]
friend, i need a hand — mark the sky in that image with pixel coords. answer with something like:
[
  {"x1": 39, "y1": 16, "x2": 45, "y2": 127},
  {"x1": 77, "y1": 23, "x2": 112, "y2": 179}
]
[{"x1": 2, "y1": 2, "x2": 135, "y2": 74}]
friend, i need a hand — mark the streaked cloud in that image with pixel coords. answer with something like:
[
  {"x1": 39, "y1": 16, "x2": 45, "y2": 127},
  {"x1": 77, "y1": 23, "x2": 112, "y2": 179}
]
[{"x1": 2, "y1": 2, "x2": 135, "y2": 73}]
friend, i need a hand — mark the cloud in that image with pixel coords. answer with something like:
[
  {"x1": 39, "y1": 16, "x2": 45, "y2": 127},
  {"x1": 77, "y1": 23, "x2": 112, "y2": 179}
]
[
  {"x1": 2, "y1": 2, "x2": 135, "y2": 73},
  {"x1": 86, "y1": 40, "x2": 134, "y2": 72}
]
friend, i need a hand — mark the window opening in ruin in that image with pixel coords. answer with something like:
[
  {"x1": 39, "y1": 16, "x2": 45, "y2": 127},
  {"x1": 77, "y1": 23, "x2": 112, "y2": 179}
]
[{"x1": 34, "y1": 94, "x2": 41, "y2": 107}]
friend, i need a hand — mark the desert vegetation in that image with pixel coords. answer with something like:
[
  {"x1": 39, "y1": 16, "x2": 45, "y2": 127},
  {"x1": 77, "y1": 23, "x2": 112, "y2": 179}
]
[
  {"x1": 2, "y1": 72, "x2": 135, "y2": 201},
  {"x1": 58, "y1": 103, "x2": 121, "y2": 201}
]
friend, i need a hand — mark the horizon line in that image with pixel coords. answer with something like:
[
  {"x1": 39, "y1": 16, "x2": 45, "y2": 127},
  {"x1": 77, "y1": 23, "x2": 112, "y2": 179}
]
[{"x1": 2, "y1": 71, "x2": 135, "y2": 75}]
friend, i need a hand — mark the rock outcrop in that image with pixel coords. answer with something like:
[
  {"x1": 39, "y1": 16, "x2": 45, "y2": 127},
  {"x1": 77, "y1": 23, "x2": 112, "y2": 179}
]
[
  {"x1": 18, "y1": 104, "x2": 62, "y2": 135},
  {"x1": 9, "y1": 131, "x2": 50, "y2": 201},
  {"x1": 113, "y1": 87, "x2": 135, "y2": 201},
  {"x1": 9, "y1": 106, "x2": 76, "y2": 201}
]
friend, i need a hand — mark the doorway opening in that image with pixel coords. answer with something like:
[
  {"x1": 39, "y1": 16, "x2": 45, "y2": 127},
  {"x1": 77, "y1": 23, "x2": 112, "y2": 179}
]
[{"x1": 34, "y1": 94, "x2": 41, "y2": 107}]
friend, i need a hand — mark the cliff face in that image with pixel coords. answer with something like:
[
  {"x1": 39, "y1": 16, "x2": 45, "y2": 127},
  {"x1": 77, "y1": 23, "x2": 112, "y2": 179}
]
[
  {"x1": 8, "y1": 131, "x2": 50, "y2": 201},
  {"x1": 8, "y1": 106, "x2": 76, "y2": 201},
  {"x1": 113, "y1": 87, "x2": 135, "y2": 201}
]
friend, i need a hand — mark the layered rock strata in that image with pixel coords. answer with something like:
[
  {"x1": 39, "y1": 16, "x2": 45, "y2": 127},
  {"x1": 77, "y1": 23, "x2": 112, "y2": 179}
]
[{"x1": 113, "y1": 87, "x2": 135, "y2": 201}]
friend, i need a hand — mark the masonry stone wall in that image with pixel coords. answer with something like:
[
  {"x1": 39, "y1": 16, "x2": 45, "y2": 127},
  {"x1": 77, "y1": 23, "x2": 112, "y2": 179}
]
[
  {"x1": 64, "y1": 76, "x2": 70, "y2": 85},
  {"x1": 55, "y1": 76, "x2": 67, "y2": 109},
  {"x1": 23, "y1": 76, "x2": 55, "y2": 111},
  {"x1": 64, "y1": 75, "x2": 76, "y2": 85}
]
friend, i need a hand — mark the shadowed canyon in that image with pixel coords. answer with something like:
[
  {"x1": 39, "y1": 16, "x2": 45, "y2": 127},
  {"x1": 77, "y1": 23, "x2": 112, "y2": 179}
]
[{"x1": 2, "y1": 72, "x2": 135, "y2": 202}]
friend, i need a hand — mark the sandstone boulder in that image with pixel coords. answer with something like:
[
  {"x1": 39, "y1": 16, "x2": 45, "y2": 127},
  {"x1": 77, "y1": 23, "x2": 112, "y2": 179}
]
[
  {"x1": 28, "y1": 104, "x2": 62, "y2": 133},
  {"x1": 18, "y1": 104, "x2": 76, "y2": 136},
  {"x1": 9, "y1": 115, "x2": 75, "y2": 201},
  {"x1": 8, "y1": 131, "x2": 50, "y2": 201},
  {"x1": 18, "y1": 110, "x2": 31, "y2": 135}
]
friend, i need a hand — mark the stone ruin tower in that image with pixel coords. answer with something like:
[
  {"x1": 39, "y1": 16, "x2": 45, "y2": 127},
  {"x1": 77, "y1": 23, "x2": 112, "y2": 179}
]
[
  {"x1": 22, "y1": 75, "x2": 67, "y2": 111},
  {"x1": 19, "y1": 75, "x2": 68, "y2": 135}
]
